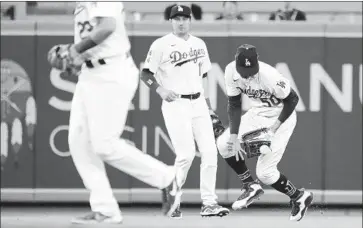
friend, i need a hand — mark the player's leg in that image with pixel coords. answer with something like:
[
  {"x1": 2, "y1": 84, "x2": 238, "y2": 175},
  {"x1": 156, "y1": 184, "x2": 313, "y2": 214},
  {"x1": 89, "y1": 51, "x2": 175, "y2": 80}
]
[
  {"x1": 84, "y1": 80, "x2": 175, "y2": 188},
  {"x1": 83, "y1": 68, "x2": 180, "y2": 216},
  {"x1": 192, "y1": 98, "x2": 229, "y2": 217},
  {"x1": 255, "y1": 112, "x2": 313, "y2": 221},
  {"x1": 216, "y1": 111, "x2": 264, "y2": 210},
  {"x1": 162, "y1": 99, "x2": 196, "y2": 188},
  {"x1": 161, "y1": 99, "x2": 196, "y2": 217},
  {"x1": 68, "y1": 83, "x2": 122, "y2": 224}
]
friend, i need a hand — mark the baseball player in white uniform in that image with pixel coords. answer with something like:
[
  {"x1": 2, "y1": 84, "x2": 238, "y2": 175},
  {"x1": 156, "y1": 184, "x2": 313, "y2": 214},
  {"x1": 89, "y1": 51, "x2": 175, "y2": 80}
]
[
  {"x1": 50, "y1": 2, "x2": 181, "y2": 224},
  {"x1": 140, "y1": 5, "x2": 229, "y2": 218},
  {"x1": 216, "y1": 44, "x2": 313, "y2": 221}
]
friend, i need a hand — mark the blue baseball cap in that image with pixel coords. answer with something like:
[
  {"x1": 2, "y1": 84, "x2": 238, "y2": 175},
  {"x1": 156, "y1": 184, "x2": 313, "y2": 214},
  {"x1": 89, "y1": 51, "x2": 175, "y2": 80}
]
[
  {"x1": 169, "y1": 5, "x2": 192, "y2": 19},
  {"x1": 235, "y1": 44, "x2": 259, "y2": 78}
]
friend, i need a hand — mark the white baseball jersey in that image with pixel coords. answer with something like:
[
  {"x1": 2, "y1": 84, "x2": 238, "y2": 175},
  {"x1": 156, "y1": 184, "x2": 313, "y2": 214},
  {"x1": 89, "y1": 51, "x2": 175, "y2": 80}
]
[
  {"x1": 143, "y1": 33, "x2": 211, "y2": 94},
  {"x1": 74, "y1": 2, "x2": 130, "y2": 60},
  {"x1": 224, "y1": 60, "x2": 291, "y2": 116}
]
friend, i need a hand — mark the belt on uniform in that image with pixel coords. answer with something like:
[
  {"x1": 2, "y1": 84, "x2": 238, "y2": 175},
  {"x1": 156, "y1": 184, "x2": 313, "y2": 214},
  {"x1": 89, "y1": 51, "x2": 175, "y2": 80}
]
[
  {"x1": 180, "y1": 92, "x2": 200, "y2": 100},
  {"x1": 85, "y1": 52, "x2": 131, "y2": 68}
]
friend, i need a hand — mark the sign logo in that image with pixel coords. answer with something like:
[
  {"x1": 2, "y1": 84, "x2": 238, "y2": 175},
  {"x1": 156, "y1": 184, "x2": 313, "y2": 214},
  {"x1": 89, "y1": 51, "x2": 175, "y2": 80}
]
[
  {"x1": 1, "y1": 59, "x2": 37, "y2": 170},
  {"x1": 177, "y1": 5, "x2": 183, "y2": 12}
]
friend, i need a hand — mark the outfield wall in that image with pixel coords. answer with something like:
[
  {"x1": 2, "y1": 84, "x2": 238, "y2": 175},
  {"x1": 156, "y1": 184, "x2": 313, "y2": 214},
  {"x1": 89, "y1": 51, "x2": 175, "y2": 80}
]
[{"x1": 1, "y1": 21, "x2": 362, "y2": 205}]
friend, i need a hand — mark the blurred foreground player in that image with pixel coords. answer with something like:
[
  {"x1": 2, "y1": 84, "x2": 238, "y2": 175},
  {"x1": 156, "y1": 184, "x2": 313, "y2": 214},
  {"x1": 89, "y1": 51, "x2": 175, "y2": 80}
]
[{"x1": 47, "y1": 2, "x2": 181, "y2": 224}]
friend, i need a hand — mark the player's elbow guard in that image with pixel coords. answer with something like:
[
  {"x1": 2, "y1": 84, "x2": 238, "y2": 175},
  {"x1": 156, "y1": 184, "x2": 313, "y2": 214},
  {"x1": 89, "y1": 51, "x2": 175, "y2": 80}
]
[
  {"x1": 283, "y1": 88, "x2": 299, "y2": 107},
  {"x1": 141, "y1": 69, "x2": 159, "y2": 91}
]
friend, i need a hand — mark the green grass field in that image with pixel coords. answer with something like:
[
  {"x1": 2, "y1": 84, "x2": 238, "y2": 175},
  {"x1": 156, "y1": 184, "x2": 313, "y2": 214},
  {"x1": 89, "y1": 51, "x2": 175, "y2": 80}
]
[{"x1": 1, "y1": 205, "x2": 361, "y2": 228}]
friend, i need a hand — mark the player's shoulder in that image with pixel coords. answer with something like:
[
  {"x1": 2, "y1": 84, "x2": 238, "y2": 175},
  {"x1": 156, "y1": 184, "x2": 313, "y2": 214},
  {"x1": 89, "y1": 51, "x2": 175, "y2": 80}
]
[
  {"x1": 258, "y1": 61, "x2": 289, "y2": 87},
  {"x1": 225, "y1": 60, "x2": 237, "y2": 77},
  {"x1": 150, "y1": 36, "x2": 168, "y2": 49},
  {"x1": 259, "y1": 61, "x2": 276, "y2": 72},
  {"x1": 224, "y1": 60, "x2": 238, "y2": 82},
  {"x1": 190, "y1": 34, "x2": 207, "y2": 45},
  {"x1": 225, "y1": 60, "x2": 236, "y2": 71},
  {"x1": 259, "y1": 61, "x2": 282, "y2": 79},
  {"x1": 151, "y1": 33, "x2": 173, "y2": 48}
]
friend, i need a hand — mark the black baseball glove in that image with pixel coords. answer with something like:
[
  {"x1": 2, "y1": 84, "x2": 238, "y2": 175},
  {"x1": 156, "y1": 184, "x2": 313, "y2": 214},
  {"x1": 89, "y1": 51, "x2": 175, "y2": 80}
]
[
  {"x1": 210, "y1": 113, "x2": 226, "y2": 139},
  {"x1": 240, "y1": 128, "x2": 272, "y2": 158}
]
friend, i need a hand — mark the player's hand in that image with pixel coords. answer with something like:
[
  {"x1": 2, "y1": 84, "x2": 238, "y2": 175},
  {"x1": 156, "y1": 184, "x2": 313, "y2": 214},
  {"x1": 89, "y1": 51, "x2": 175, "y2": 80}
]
[
  {"x1": 227, "y1": 134, "x2": 245, "y2": 161},
  {"x1": 58, "y1": 44, "x2": 84, "y2": 68},
  {"x1": 156, "y1": 87, "x2": 179, "y2": 102}
]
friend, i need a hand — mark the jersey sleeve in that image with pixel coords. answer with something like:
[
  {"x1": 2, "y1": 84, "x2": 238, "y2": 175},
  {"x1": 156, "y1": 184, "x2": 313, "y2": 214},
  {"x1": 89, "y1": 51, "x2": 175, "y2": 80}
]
[
  {"x1": 143, "y1": 40, "x2": 163, "y2": 74},
  {"x1": 270, "y1": 70, "x2": 291, "y2": 99},
  {"x1": 200, "y1": 41, "x2": 212, "y2": 75},
  {"x1": 224, "y1": 63, "x2": 241, "y2": 97},
  {"x1": 88, "y1": 2, "x2": 124, "y2": 18}
]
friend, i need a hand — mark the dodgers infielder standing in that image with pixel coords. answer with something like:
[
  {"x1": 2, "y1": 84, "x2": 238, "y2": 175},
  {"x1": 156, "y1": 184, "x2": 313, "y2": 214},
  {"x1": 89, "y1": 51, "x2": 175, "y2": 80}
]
[
  {"x1": 217, "y1": 44, "x2": 313, "y2": 221},
  {"x1": 141, "y1": 5, "x2": 229, "y2": 218},
  {"x1": 66, "y1": 2, "x2": 180, "y2": 224}
]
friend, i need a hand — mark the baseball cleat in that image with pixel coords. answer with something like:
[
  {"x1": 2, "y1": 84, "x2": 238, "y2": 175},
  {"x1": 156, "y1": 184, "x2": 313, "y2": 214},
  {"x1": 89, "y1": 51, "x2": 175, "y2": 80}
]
[
  {"x1": 289, "y1": 189, "x2": 314, "y2": 221},
  {"x1": 161, "y1": 177, "x2": 181, "y2": 217},
  {"x1": 200, "y1": 204, "x2": 230, "y2": 217},
  {"x1": 232, "y1": 180, "x2": 264, "y2": 210},
  {"x1": 170, "y1": 205, "x2": 183, "y2": 219},
  {"x1": 71, "y1": 212, "x2": 123, "y2": 224}
]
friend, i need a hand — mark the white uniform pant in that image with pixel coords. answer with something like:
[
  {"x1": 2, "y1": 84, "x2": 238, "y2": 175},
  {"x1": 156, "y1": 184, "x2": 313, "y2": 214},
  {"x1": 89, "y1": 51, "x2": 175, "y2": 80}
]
[
  {"x1": 68, "y1": 59, "x2": 174, "y2": 217},
  {"x1": 217, "y1": 108, "x2": 297, "y2": 185},
  {"x1": 162, "y1": 96, "x2": 218, "y2": 205}
]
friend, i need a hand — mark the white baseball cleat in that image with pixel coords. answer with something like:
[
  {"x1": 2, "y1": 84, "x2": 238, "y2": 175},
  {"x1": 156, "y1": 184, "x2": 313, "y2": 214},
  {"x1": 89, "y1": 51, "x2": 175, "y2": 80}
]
[
  {"x1": 162, "y1": 177, "x2": 182, "y2": 217},
  {"x1": 200, "y1": 204, "x2": 230, "y2": 217},
  {"x1": 232, "y1": 181, "x2": 264, "y2": 210},
  {"x1": 170, "y1": 205, "x2": 183, "y2": 219},
  {"x1": 71, "y1": 212, "x2": 123, "y2": 224},
  {"x1": 289, "y1": 189, "x2": 314, "y2": 221}
]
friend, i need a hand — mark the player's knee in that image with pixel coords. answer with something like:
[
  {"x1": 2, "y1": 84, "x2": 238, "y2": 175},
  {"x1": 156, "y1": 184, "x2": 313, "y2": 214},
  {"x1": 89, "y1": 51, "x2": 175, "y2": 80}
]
[
  {"x1": 200, "y1": 149, "x2": 218, "y2": 166},
  {"x1": 175, "y1": 153, "x2": 195, "y2": 166},
  {"x1": 216, "y1": 137, "x2": 231, "y2": 158},
  {"x1": 92, "y1": 137, "x2": 118, "y2": 156},
  {"x1": 256, "y1": 166, "x2": 280, "y2": 185}
]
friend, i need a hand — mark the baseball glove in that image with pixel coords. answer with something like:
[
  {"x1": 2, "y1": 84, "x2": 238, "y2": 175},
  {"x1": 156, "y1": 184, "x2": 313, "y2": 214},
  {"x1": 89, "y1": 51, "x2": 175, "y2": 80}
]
[
  {"x1": 240, "y1": 128, "x2": 271, "y2": 158},
  {"x1": 47, "y1": 44, "x2": 82, "y2": 76},
  {"x1": 210, "y1": 113, "x2": 226, "y2": 139}
]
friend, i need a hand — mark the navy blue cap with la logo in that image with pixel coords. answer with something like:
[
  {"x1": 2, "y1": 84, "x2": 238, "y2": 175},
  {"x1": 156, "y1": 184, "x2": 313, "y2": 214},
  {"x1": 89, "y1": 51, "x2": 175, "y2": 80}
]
[
  {"x1": 235, "y1": 44, "x2": 260, "y2": 78},
  {"x1": 169, "y1": 5, "x2": 192, "y2": 19}
]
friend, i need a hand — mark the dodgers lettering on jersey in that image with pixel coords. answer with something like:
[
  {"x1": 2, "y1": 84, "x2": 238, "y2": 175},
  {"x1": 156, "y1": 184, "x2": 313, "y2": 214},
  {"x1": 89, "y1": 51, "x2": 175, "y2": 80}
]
[
  {"x1": 74, "y1": 2, "x2": 130, "y2": 59},
  {"x1": 143, "y1": 33, "x2": 211, "y2": 94},
  {"x1": 224, "y1": 61, "x2": 291, "y2": 116}
]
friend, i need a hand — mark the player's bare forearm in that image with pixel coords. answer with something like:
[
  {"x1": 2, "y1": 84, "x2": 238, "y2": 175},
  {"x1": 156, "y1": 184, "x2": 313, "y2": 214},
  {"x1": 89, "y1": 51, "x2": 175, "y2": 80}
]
[
  {"x1": 74, "y1": 17, "x2": 116, "y2": 54},
  {"x1": 227, "y1": 94, "x2": 242, "y2": 135},
  {"x1": 205, "y1": 98, "x2": 215, "y2": 114},
  {"x1": 203, "y1": 76, "x2": 214, "y2": 114},
  {"x1": 271, "y1": 88, "x2": 299, "y2": 132}
]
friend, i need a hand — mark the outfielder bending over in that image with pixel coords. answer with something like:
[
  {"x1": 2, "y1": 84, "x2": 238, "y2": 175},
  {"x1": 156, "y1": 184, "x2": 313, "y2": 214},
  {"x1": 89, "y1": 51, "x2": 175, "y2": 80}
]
[
  {"x1": 216, "y1": 44, "x2": 313, "y2": 221},
  {"x1": 141, "y1": 4, "x2": 229, "y2": 219},
  {"x1": 47, "y1": 2, "x2": 180, "y2": 224}
]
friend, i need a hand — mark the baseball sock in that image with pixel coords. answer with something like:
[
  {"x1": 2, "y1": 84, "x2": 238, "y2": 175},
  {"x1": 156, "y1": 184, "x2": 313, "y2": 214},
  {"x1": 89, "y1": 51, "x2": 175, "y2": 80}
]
[
  {"x1": 270, "y1": 173, "x2": 301, "y2": 199},
  {"x1": 224, "y1": 157, "x2": 254, "y2": 184}
]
